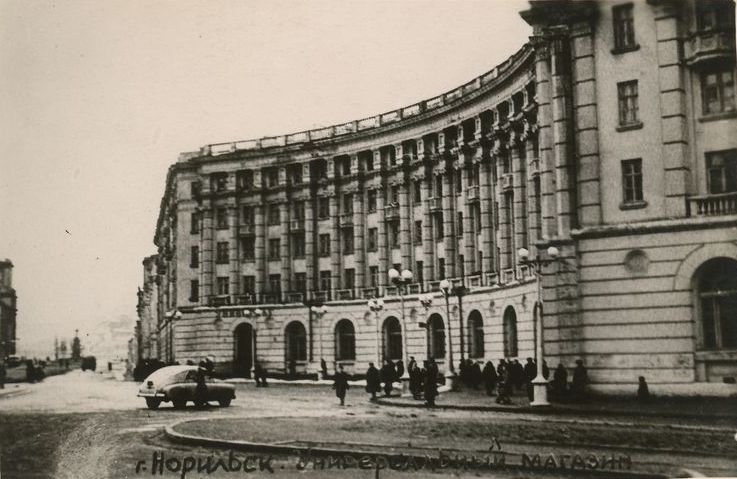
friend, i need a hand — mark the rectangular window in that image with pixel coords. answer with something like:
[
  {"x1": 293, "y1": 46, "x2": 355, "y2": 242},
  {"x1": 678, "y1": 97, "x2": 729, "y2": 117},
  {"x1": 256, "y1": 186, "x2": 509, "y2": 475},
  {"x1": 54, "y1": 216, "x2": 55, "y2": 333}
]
[
  {"x1": 241, "y1": 205, "x2": 254, "y2": 225},
  {"x1": 390, "y1": 221, "x2": 400, "y2": 249},
  {"x1": 367, "y1": 190, "x2": 377, "y2": 213},
  {"x1": 268, "y1": 238, "x2": 280, "y2": 260},
  {"x1": 617, "y1": 80, "x2": 639, "y2": 126},
  {"x1": 269, "y1": 274, "x2": 281, "y2": 294},
  {"x1": 621, "y1": 159, "x2": 644, "y2": 204},
  {"x1": 438, "y1": 258, "x2": 445, "y2": 280},
  {"x1": 455, "y1": 171, "x2": 462, "y2": 193},
  {"x1": 295, "y1": 272, "x2": 307, "y2": 293},
  {"x1": 435, "y1": 213, "x2": 444, "y2": 240},
  {"x1": 319, "y1": 271, "x2": 332, "y2": 291},
  {"x1": 216, "y1": 208, "x2": 228, "y2": 229},
  {"x1": 344, "y1": 268, "x2": 355, "y2": 289},
  {"x1": 343, "y1": 228, "x2": 354, "y2": 254},
  {"x1": 291, "y1": 165, "x2": 303, "y2": 185},
  {"x1": 243, "y1": 275, "x2": 255, "y2": 295},
  {"x1": 293, "y1": 233, "x2": 305, "y2": 258},
  {"x1": 264, "y1": 168, "x2": 279, "y2": 187},
  {"x1": 390, "y1": 185, "x2": 399, "y2": 204},
  {"x1": 365, "y1": 154, "x2": 374, "y2": 171},
  {"x1": 319, "y1": 234, "x2": 331, "y2": 257},
  {"x1": 342, "y1": 158, "x2": 351, "y2": 176},
  {"x1": 369, "y1": 266, "x2": 379, "y2": 288},
  {"x1": 367, "y1": 228, "x2": 378, "y2": 251},
  {"x1": 293, "y1": 201, "x2": 305, "y2": 220},
  {"x1": 190, "y1": 212, "x2": 200, "y2": 234},
  {"x1": 413, "y1": 181, "x2": 422, "y2": 203},
  {"x1": 211, "y1": 173, "x2": 228, "y2": 192},
  {"x1": 216, "y1": 242, "x2": 229, "y2": 263},
  {"x1": 236, "y1": 170, "x2": 253, "y2": 191},
  {"x1": 318, "y1": 197, "x2": 330, "y2": 219},
  {"x1": 613, "y1": 4, "x2": 636, "y2": 51},
  {"x1": 343, "y1": 194, "x2": 353, "y2": 215},
  {"x1": 706, "y1": 150, "x2": 737, "y2": 194},
  {"x1": 268, "y1": 204, "x2": 280, "y2": 225},
  {"x1": 415, "y1": 261, "x2": 424, "y2": 284},
  {"x1": 216, "y1": 277, "x2": 229, "y2": 296},
  {"x1": 457, "y1": 212, "x2": 463, "y2": 236},
  {"x1": 190, "y1": 246, "x2": 199, "y2": 268},
  {"x1": 190, "y1": 181, "x2": 201, "y2": 198},
  {"x1": 702, "y1": 69, "x2": 736, "y2": 115},
  {"x1": 414, "y1": 220, "x2": 422, "y2": 243},
  {"x1": 241, "y1": 237, "x2": 255, "y2": 260},
  {"x1": 189, "y1": 280, "x2": 199, "y2": 302}
]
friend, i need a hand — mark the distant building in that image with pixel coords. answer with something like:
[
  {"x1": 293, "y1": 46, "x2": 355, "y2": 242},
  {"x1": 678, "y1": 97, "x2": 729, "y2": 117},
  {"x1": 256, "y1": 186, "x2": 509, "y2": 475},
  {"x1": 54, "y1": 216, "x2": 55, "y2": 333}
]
[
  {"x1": 134, "y1": 255, "x2": 161, "y2": 364},
  {"x1": 145, "y1": 1, "x2": 736, "y2": 394},
  {"x1": 0, "y1": 259, "x2": 17, "y2": 359}
]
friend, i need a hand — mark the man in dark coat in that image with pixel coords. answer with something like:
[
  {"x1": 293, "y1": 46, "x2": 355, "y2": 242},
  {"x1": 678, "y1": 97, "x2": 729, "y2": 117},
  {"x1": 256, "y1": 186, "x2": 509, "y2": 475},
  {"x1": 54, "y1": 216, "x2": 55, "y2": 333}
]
[
  {"x1": 195, "y1": 360, "x2": 209, "y2": 408},
  {"x1": 481, "y1": 361, "x2": 497, "y2": 396},
  {"x1": 512, "y1": 359, "x2": 525, "y2": 391},
  {"x1": 333, "y1": 365, "x2": 349, "y2": 406},
  {"x1": 408, "y1": 361, "x2": 422, "y2": 399},
  {"x1": 471, "y1": 361, "x2": 482, "y2": 390},
  {"x1": 423, "y1": 360, "x2": 438, "y2": 407},
  {"x1": 524, "y1": 357, "x2": 537, "y2": 401},
  {"x1": 571, "y1": 359, "x2": 588, "y2": 402},
  {"x1": 551, "y1": 363, "x2": 568, "y2": 401},
  {"x1": 365, "y1": 362, "x2": 380, "y2": 401},
  {"x1": 380, "y1": 359, "x2": 395, "y2": 397},
  {"x1": 495, "y1": 362, "x2": 512, "y2": 405}
]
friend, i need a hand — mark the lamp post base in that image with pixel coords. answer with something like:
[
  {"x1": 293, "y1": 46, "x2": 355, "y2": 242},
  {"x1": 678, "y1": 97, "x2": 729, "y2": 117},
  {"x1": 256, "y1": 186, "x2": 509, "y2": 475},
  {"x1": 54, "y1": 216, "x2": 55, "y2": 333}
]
[
  {"x1": 445, "y1": 371, "x2": 460, "y2": 392},
  {"x1": 530, "y1": 378, "x2": 551, "y2": 407}
]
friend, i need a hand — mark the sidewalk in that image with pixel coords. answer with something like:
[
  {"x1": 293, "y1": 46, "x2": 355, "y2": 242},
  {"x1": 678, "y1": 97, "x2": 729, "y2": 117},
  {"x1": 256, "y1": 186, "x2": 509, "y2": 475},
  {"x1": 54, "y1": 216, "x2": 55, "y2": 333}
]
[
  {"x1": 0, "y1": 383, "x2": 29, "y2": 399},
  {"x1": 375, "y1": 387, "x2": 737, "y2": 422}
]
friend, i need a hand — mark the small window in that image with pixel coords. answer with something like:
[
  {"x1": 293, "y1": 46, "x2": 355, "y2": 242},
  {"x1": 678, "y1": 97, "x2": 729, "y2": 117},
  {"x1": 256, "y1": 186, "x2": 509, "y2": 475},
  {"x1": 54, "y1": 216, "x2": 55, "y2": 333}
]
[
  {"x1": 621, "y1": 159, "x2": 644, "y2": 205},
  {"x1": 319, "y1": 234, "x2": 331, "y2": 257},
  {"x1": 367, "y1": 190, "x2": 377, "y2": 213},
  {"x1": 293, "y1": 233, "x2": 305, "y2": 258},
  {"x1": 241, "y1": 206, "x2": 254, "y2": 225},
  {"x1": 389, "y1": 221, "x2": 399, "y2": 249},
  {"x1": 318, "y1": 197, "x2": 330, "y2": 219},
  {"x1": 343, "y1": 194, "x2": 353, "y2": 215},
  {"x1": 413, "y1": 181, "x2": 422, "y2": 203},
  {"x1": 216, "y1": 242, "x2": 229, "y2": 264},
  {"x1": 435, "y1": 213, "x2": 444, "y2": 240},
  {"x1": 216, "y1": 277, "x2": 229, "y2": 296},
  {"x1": 268, "y1": 204, "x2": 280, "y2": 225},
  {"x1": 189, "y1": 280, "x2": 199, "y2": 302},
  {"x1": 211, "y1": 173, "x2": 228, "y2": 192},
  {"x1": 701, "y1": 69, "x2": 735, "y2": 115},
  {"x1": 367, "y1": 228, "x2": 378, "y2": 252},
  {"x1": 457, "y1": 212, "x2": 464, "y2": 236},
  {"x1": 706, "y1": 150, "x2": 737, "y2": 194},
  {"x1": 268, "y1": 238, "x2": 280, "y2": 260},
  {"x1": 216, "y1": 208, "x2": 228, "y2": 229},
  {"x1": 414, "y1": 220, "x2": 422, "y2": 243},
  {"x1": 242, "y1": 276, "x2": 255, "y2": 295},
  {"x1": 342, "y1": 228, "x2": 354, "y2": 255},
  {"x1": 612, "y1": 4, "x2": 637, "y2": 52},
  {"x1": 269, "y1": 274, "x2": 281, "y2": 295},
  {"x1": 294, "y1": 273, "x2": 307, "y2": 294},
  {"x1": 190, "y1": 246, "x2": 199, "y2": 268},
  {"x1": 319, "y1": 271, "x2": 332, "y2": 291},
  {"x1": 344, "y1": 268, "x2": 355, "y2": 289},
  {"x1": 617, "y1": 80, "x2": 640, "y2": 127},
  {"x1": 241, "y1": 237, "x2": 255, "y2": 260},
  {"x1": 190, "y1": 212, "x2": 200, "y2": 234},
  {"x1": 369, "y1": 266, "x2": 379, "y2": 288}
]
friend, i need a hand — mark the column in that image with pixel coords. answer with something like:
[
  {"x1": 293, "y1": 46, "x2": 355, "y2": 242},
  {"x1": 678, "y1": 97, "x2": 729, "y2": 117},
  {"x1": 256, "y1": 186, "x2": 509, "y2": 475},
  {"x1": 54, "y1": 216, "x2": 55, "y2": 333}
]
[
  {"x1": 462, "y1": 164, "x2": 475, "y2": 279},
  {"x1": 329, "y1": 192, "x2": 341, "y2": 297},
  {"x1": 525, "y1": 131, "x2": 541, "y2": 253},
  {"x1": 421, "y1": 170, "x2": 434, "y2": 284},
  {"x1": 442, "y1": 168, "x2": 456, "y2": 278},
  {"x1": 201, "y1": 200, "x2": 213, "y2": 302},
  {"x1": 551, "y1": 33, "x2": 573, "y2": 237},
  {"x1": 228, "y1": 204, "x2": 239, "y2": 300},
  {"x1": 280, "y1": 199, "x2": 290, "y2": 299},
  {"x1": 305, "y1": 196, "x2": 315, "y2": 294},
  {"x1": 377, "y1": 184, "x2": 388, "y2": 290},
  {"x1": 478, "y1": 148, "x2": 495, "y2": 276},
  {"x1": 353, "y1": 184, "x2": 365, "y2": 293},
  {"x1": 399, "y1": 177, "x2": 411, "y2": 270},
  {"x1": 533, "y1": 37, "x2": 557, "y2": 239},
  {"x1": 495, "y1": 145, "x2": 512, "y2": 271},
  {"x1": 511, "y1": 135, "x2": 528, "y2": 255},
  {"x1": 254, "y1": 204, "x2": 265, "y2": 297}
]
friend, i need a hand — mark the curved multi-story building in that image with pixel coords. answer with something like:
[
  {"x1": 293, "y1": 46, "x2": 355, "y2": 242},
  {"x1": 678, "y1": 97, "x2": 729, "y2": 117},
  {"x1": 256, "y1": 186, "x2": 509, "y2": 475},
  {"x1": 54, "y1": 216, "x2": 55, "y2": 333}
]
[{"x1": 143, "y1": 0, "x2": 737, "y2": 394}]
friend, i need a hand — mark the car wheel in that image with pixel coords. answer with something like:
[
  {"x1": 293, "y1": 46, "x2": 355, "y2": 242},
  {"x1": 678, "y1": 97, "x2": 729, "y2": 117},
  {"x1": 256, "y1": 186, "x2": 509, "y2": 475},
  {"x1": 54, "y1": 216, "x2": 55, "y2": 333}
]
[
  {"x1": 145, "y1": 398, "x2": 161, "y2": 410},
  {"x1": 219, "y1": 398, "x2": 231, "y2": 407},
  {"x1": 172, "y1": 400, "x2": 186, "y2": 409}
]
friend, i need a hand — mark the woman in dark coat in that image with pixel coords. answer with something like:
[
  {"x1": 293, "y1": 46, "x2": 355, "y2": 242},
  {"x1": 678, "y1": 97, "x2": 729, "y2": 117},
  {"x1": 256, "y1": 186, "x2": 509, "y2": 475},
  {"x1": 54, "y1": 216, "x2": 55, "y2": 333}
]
[
  {"x1": 380, "y1": 359, "x2": 395, "y2": 397},
  {"x1": 482, "y1": 361, "x2": 497, "y2": 396},
  {"x1": 333, "y1": 365, "x2": 349, "y2": 406},
  {"x1": 365, "y1": 363, "x2": 381, "y2": 401}
]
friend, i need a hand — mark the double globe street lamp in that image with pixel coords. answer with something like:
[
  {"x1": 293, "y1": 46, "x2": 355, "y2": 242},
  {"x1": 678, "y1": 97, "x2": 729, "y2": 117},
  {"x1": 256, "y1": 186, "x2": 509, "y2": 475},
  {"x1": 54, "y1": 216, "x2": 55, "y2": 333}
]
[{"x1": 517, "y1": 245, "x2": 560, "y2": 407}]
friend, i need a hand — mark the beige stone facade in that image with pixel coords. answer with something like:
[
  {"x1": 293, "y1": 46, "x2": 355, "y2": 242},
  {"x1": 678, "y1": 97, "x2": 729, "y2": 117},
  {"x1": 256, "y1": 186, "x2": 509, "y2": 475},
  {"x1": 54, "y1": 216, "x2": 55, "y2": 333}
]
[{"x1": 145, "y1": 0, "x2": 737, "y2": 394}]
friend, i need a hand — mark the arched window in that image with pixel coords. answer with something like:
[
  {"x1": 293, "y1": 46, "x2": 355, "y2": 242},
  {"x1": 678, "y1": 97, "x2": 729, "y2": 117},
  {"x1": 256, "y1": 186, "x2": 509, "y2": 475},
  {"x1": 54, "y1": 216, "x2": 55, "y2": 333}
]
[
  {"x1": 285, "y1": 321, "x2": 307, "y2": 362},
  {"x1": 382, "y1": 317, "x2": 402, "y2": 360},
  {"x1": 427, "y1": 314, "x2": 446, "y2": 360},
  {"x1": 503, "y1": 306, "x2": 518, "y2": 358},
  {"x1": 335, "y1": 319, "x2": 356, "y2": 360},
  {"x1": 468, "y1": 310, "x2": 485, "y2": 358},
  {"x1": 697, "y1": 258, "x2": 737, "y2": 350}
]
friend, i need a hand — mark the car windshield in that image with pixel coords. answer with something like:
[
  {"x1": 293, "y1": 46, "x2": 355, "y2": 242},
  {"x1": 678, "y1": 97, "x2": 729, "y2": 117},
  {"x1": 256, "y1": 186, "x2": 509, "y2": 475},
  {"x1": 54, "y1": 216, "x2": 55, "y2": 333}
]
[{"x1": 144, "y1": 366, "x2": 196, "y2": 385}]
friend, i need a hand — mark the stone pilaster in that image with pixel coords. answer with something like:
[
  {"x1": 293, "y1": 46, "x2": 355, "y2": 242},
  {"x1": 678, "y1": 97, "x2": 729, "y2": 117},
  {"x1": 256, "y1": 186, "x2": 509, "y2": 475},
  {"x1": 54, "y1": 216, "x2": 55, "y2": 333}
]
[
  {"x1": 399, "y1": 177, "x2": 411, "y2": 270},
  {"x1": 524, "y1": 131, "x2": 542, "y2": 254},
  {"x1": 511, "y1": 134, "x2": 528, "y2": 255},
  {"x1": 279, "y1": 200, "x2": 290, "y2": 299},
  {"x1": 495, "y1": 146, "x2": 512, "y2": 271},
  {"x1": 421, "y1": 168, "x2": 434, "y2": 284},
  {"x1": 442, "y1": 168, "x2": 456, "y2": 278},
  {"x1": 478, "y1": 149, "x2": 495, "y2": 276},
  {"x1": 305, "y1": 195, "x2": 315, "y2": 294},
  {"x1": 329, "y1": 193, "x2": 340, "y2": 297},
  {"x1": 533, "y1": 37, "x2": 557, "y2": 239},
  {"x1": 551, "y1": 33, "x2": 574, "y2": 236},
  {"x1": 462, "y1": 164, "x2": 475, "y2": 278},
  {"x1": 201, "y1": 200, "x2": 213, "y2": 302},
  {"x1": 228, "y1": 206, "x2": 239, "y2": 298},
  {"x1": 254, "y1": 204, "x2": 265, "y2": 296},
  {"x1": 376, "y1": 184, "x2": 388, "y2": 289},
  {"x1": 353, "y1": 186, "x2": 365, "y2": 292}
]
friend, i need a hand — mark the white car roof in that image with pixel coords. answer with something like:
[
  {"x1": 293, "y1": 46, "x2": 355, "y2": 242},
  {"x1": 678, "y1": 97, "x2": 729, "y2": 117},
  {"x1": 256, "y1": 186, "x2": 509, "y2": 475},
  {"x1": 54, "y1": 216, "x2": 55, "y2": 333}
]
[{"x1": 144, "y1": 365, "x2": 197, "y2": 382}]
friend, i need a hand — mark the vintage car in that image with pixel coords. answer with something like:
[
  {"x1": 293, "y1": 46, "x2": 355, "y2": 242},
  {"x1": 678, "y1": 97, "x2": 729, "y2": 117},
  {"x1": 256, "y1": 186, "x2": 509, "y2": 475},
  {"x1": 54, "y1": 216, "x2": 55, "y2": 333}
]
[{"x1": 137, "y1": 365, "x2": 236, "y2": 409}]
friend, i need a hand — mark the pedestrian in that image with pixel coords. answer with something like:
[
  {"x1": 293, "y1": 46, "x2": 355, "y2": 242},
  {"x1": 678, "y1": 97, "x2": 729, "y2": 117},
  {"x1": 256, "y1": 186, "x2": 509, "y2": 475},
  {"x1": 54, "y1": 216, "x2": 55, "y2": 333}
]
[
  {"x1": 551, "y1": 363, "x2": 568, "y2": 401},
  {"x1": 482, "y1": 361, "x2": 497, "y2": 396},
  {"x1": 408, "y1": 356, "x2": 416, "y2": 372},
  {"x1": 524, "y1": 357, "x2": 536, "y2": 402},
  {"x1": 512, "y1": 359, "x2": 525, "y2": 391},
  {"x1": 409, "y1": 361, "x2": 422, "y2": 400},
  {"x1": 26, "y1": 360, "x2": 35, "y2": 383},
  {"x1": 637, "y1": 376, "x2": 650, "y2": 401},
  {"x1": 423, "y1": 360, "x2": 438, "y2": 407},
  {"x1": 495, "y1": 362, "x2": 512, "y2": 405},
  {"x1": 471, "y1": 361, "x2": 482, "y2": 390},
  {"x1": 571, "y1": 359, "x2": 588, "y2": 402},
  {"x1": 320, "y1": 358, "x2": 328, "y2": 379},
  {"x1": 195, "y1": 360, "x2": 209, "y2": 408},
  {"x1": 380, "y1": 359, "x2": 395, "y2": 397},
  {"x1": 542, "y1": 360, "x2": 550, "y2": 380},
  {"x1": 288, "y1": 358, "x2": 297, "y2": 378},
  {"x1": 333, "y1": 365, "x2": 349, "y2": 406},
  {"x1": 365, "y1": 362, "x2": 381, "y2": 401},
  {"x1": 395, "y1": 359, "x2": 405, "y2": 381},
  {"x1": 254, "y1": 360, "x2": 267, "y2": 387},
  {"x1": 459, "y1": 359, "x2": 468, "y2": 387},
  {"x1": 0, "y1": 361, "x2": 6, "y2": 389}
]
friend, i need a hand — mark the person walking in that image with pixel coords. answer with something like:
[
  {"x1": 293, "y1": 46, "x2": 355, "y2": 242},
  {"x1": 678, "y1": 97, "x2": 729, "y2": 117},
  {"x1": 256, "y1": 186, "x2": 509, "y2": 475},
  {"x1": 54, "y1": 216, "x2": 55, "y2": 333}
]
[
  {"x1": 481, "y1": 361, "x2": 497, "y2": 396},
  {"x1": 571, "y1": 359, "x2": 588, "y2": 402},
  {"x1": 333, "y1": 365, "x2": 349, "y2": 406},
  {"x1": 551, "y1": 363, "x2": 568, "y2": 401},
  {"x1": 409, "y1": 361, "x2": 422, "y2": 399},
  {"x1": 365, "y1": 362, "x2": 380, "y2": 401},
  {"x1": 423, "y1": 360, "x2": 438, "y2": 407},
  {"x1": 380, "y1": 359, "x2": 395, "y2": 397},
  {"x1": 471, "y1": 361, "x2": 482, "y2": 390},
  {"x1": 194, "y1": 360, "x2": 209, "y2": 408},
  {"x1": 512, "y1": 359, "x2": 524, "y2": 392},
  {"x1": 524, "y1": 357, "x2": 536, "y2": 402}
]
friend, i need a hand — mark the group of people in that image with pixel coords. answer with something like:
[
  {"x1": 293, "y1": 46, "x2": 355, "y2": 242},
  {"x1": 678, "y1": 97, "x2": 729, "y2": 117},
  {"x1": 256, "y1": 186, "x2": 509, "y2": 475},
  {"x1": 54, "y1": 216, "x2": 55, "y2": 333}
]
[
  {"x1": 362, "y1": 357, "x2": 441, "y2": 406},
  {"x1": 460, "y1": 357, "x2": 589, "y2": 403}
]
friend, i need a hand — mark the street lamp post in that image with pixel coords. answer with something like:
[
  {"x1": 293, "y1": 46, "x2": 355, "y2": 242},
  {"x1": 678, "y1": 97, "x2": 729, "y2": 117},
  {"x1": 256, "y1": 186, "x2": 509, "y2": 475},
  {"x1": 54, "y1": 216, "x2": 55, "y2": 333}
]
[
  {"x1": 438, "y1": 280, "x2": 460, "y2": 391},
  {"x1": 367, "y1": 298, "x2": 385, "y2": 365},
  {"x1": 388, "y1": 268, "x2": 412, "y2": 381},
  {"x1": 309, "y1": 304, "x2": 329, "y2": 378},
  {"x1": 517, "y1": 245, "x2": 560, "y2": 407}
]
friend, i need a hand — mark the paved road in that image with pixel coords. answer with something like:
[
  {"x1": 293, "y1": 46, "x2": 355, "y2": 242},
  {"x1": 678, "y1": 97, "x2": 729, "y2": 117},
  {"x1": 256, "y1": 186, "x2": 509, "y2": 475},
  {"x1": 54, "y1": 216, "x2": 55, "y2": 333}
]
[{"x1": 0, "y1": 370, "x2": 735, "y2": 479}]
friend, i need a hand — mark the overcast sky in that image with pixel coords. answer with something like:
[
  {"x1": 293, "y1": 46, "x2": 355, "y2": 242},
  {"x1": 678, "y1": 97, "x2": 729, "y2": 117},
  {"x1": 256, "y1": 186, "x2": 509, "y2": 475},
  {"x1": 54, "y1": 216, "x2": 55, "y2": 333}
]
[{"x1": 0, "y1": 0, "x2": 532, "y2": 356}]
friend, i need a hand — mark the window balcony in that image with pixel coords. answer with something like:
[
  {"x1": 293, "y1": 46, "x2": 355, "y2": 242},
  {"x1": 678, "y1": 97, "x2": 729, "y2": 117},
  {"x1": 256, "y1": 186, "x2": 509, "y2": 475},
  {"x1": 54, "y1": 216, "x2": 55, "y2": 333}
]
[
  {"x1": 501, "y1": 173, "x2": 514, "y2": 191},
  {"x1": 339, "y1": 213, "x2": 354, "y2": 226},
  {"x1": 407, "y1": 283, "x2": 423, "y2": 294},
  {"x1": 335, "y1": 289, "x2": 355, "y2": 300},
  {"x1": 239, "y1": 223, "x2": 256, "y2": 235},
  {"x1": 313, "y1": 290, "x2": 331, "y2": 302},
  {"x1": 234, "y1": 294, "x2": 256, "y2": 305},
  {"x1": 290, "y1": 218, "x2": 305, "y2": 231},
  {"x1": 384, "y1": 204, "x2": 400, "y2": 219},
  {"x1": 687, "y1": 192, "x2": 737, "y2": 217},
  {"x1": 210, "y1": 295, "x2": 231, "y2": 307},
  {"x1": 284, "y1": 292, "x2": 304, "y2": 303},
  {"x1": 467, "y1": 274, "x2": 482, "y2": 288},
  {"x1": 262, "y1": 292, "x2": 282, "y2": 304},
  {"x1": 685, "y1": 29, "x2": 736, "y2": 69},
  {"x1": 486, "y1": 272, "x2": 499, "y2": 286},
  {"x1": 427, "y1": 197, "x2": 442, "y2": 211},
  {"x1": 361, "y1": 287, "x2": 379, "y2": 299},
  {"x1": 466, "y1": 185, "x2": 479, "y2": 201}
]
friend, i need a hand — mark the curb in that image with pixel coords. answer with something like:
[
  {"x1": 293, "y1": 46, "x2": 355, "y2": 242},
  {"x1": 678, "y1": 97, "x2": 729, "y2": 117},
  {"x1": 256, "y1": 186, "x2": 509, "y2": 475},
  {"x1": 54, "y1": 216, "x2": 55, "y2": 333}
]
[
  {"x1": 0, "y1": 387, "x2": 29, "y2": 399},
  {"x1": 373, "y1": 397, "x2": 737, "y2": 422},
  {"x1": 163, "y1": 417, "x2": 667, "y2": 479}
]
